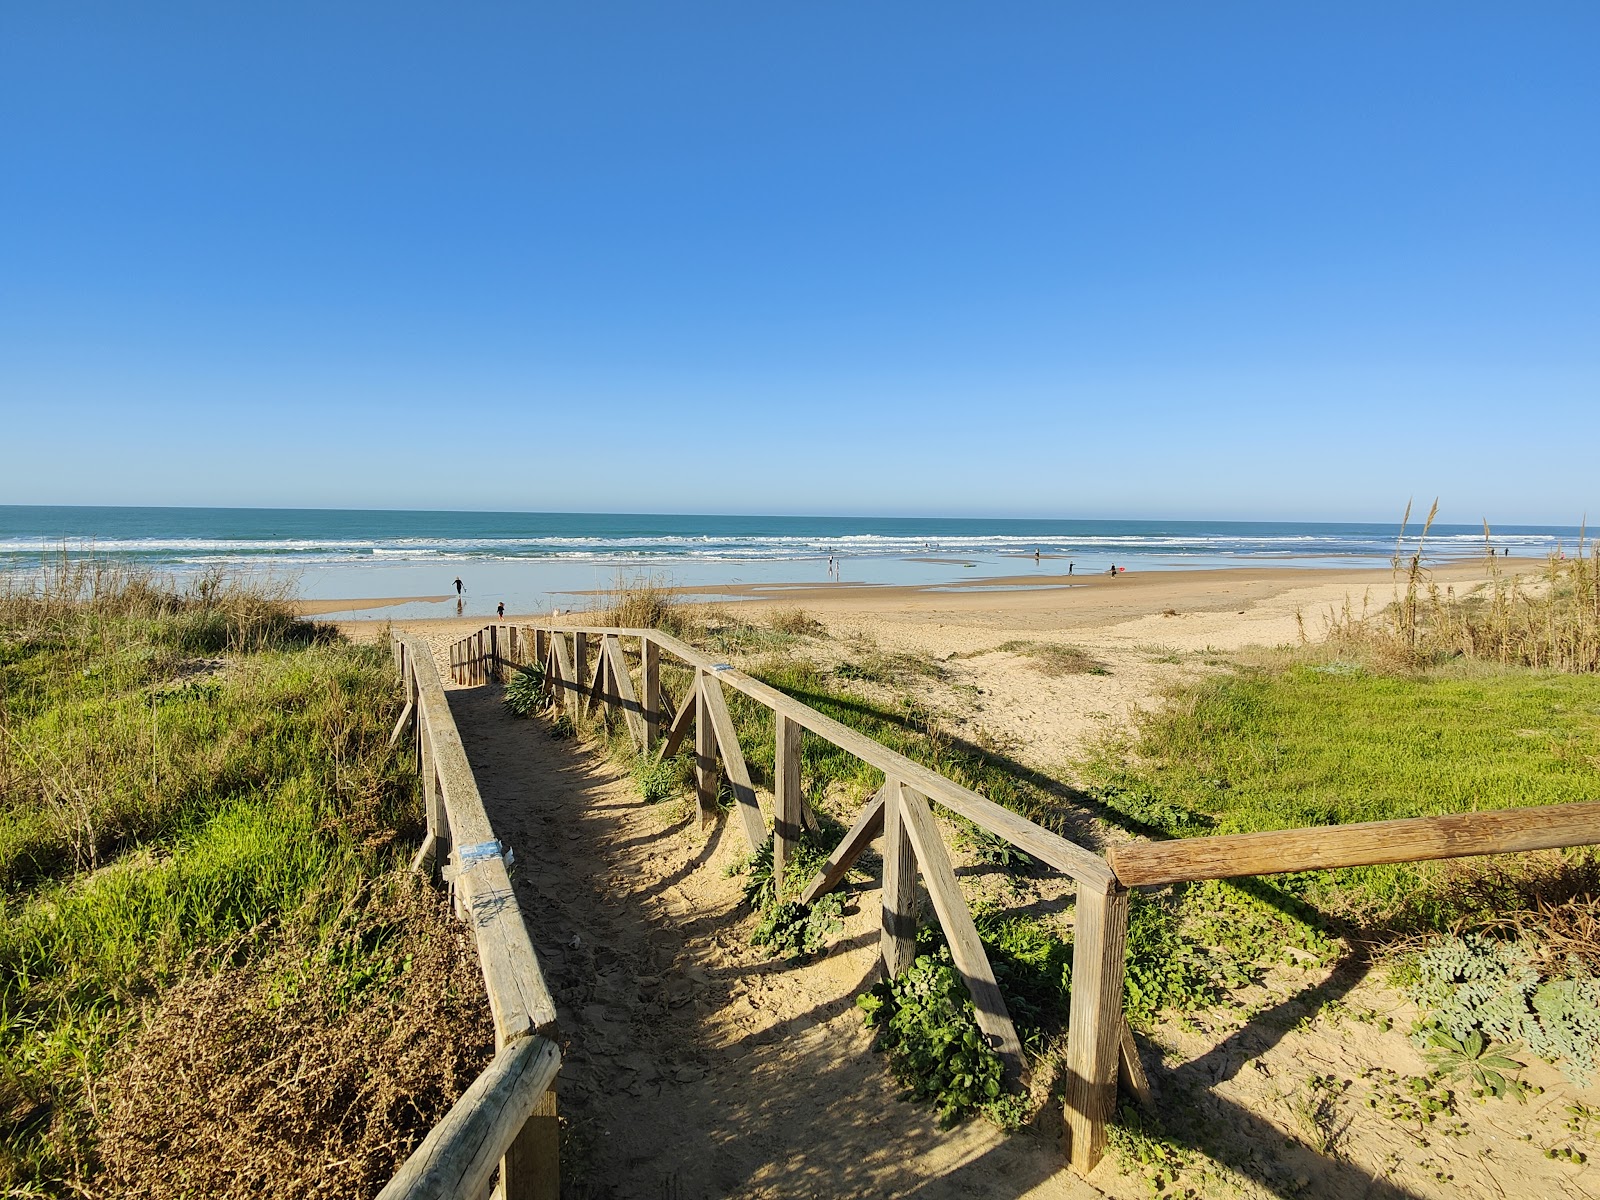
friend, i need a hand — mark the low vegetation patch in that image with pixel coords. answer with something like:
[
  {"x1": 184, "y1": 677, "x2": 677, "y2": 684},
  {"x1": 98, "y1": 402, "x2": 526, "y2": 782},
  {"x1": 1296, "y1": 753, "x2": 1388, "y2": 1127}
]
[
  {"x1": 502, "y1": 663, "x2": 546, "y2": 717},
  {"x1": 0, "y1": 563, "x2": 454, "y2": 1195},
  {"x1": 1087, "y1": 656, "x2": 1600, "y2": 924},
  {"x1": 858, "y1": 945, "x2": 1023, "y2": 1130},
  {"x1": 91, "y1": 877, "x2": 490, "y2": 1198},
  {"x1": 835, "y1": 649, "x2": 949, "y2": 686},
  {"x1": 752, "y1": 894, "x2": 845, "y2": 960},
  {"x1": 1402, "y1": 932, "x2": 1600, "y2": 1091},
  {"x1": 765, "y1": 607, "x2": 826, "y2": 637},
  {"x1": 632, "y1": 751, "x2": 691, "y2": 804},
  {"x1": 1328, "y1": 507, "x2": 1600, "y2": 673},
  {"x1": 993, "y1": 639, "x2": 1111, "y2": 676}
]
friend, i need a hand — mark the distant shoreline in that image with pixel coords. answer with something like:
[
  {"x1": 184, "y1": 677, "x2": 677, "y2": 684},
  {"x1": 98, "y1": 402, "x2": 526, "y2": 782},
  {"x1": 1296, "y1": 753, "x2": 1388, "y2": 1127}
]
[
  {"x1": 290, "y1": 595, "x2": 453, "y2": 616},
  {"x1": 321, "y1": 558, "x2": 1524, "y2": 626}
]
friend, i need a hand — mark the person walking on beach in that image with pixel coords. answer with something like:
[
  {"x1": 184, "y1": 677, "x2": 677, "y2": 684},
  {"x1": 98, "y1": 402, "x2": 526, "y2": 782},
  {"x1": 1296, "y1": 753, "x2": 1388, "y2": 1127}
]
[
  {"x1": 1108, "y1": 563, "x2": 1117, "y2": 575},
  {"x1": 454, "y1": 577, "x2": 463, "y2": 597},
  {"x1": 1034, "y1": 548, "x2": 1041, "y2": 562},
  {"x1": 497, "y1": 601, "x2": 505, "y2": 620}
]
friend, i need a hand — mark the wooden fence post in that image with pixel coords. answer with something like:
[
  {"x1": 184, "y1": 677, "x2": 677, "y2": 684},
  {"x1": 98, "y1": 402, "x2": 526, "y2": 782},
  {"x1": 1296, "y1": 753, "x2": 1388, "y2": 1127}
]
[
  {"x1": 573, "y1": 633, "x2": 589, "y2": 700},
  {"x1": 551, "y1": 633, "x2": 578, "y2": 722},
  {"x1": 422, "y1": 713, "x2": 449, "y2": 879},
  {"x1": 693, "y1": 670, "x2": 718, "y2": 827},
  {"x1": 641, "y1": 636, "x2": 660, "y2": 747},
  {"x1": 697, "y1": 674, "x2": 765, "y2": 851},
  {"x1": 501, "y1": 1079, "x2": 559, "y2": 1200},
  {"x1": 490, "y1": 626, "x2": 499, "y2": 683},
  {"x1": 601, "y1": 636, "x2": 647, "y2": 750},
  {"x1": 1063, "y1": 882, "x2": 1130, "y2": 1175},
  {"x1": 773, "y1": 713, "x2": 802, "y2": 895},
  {"x1": 880, "y1": 780, "x2": 916, "y2": 978}
]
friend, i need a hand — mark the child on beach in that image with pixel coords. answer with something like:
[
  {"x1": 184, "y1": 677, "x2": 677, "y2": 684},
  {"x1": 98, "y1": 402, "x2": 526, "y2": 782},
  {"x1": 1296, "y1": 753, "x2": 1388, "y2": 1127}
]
[{"x1": 497, "y1": 602, "x2": 505, "y2": 619}]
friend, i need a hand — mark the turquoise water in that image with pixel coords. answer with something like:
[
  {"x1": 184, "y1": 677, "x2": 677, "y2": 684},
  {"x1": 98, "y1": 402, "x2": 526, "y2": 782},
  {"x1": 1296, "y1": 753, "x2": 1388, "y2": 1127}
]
[{"x1": 1, "y1": 506, "x2": 1580, "y2": 620}]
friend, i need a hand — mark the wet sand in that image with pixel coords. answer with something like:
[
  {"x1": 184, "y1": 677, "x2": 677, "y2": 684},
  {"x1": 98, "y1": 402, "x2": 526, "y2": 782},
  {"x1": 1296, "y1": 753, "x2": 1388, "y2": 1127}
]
[
  {"x1": 291, "y1": 594, "x2": 453, "y2": 616},
  {"x1": 333, "y1": 559, "x2": 1525, "y2": 651}
]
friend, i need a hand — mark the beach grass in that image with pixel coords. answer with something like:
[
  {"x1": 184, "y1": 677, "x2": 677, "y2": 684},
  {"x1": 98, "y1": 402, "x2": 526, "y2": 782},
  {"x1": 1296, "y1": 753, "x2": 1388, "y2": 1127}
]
[{"x1": 0, "y1": 564, "x2": 459, "y2": 1194}]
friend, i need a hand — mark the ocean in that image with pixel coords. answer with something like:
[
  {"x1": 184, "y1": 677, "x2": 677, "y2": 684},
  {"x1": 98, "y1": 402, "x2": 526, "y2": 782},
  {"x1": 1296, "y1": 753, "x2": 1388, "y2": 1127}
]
[{"x1": 0, "y1": 506, "x2": 1581, "y2": 620}]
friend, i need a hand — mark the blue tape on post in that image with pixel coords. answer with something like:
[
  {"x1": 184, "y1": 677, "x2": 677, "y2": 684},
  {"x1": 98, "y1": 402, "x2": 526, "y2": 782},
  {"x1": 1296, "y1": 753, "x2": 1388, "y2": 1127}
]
[{"x1": 458, "y1": 840, "x2": 503, "y2": 866}]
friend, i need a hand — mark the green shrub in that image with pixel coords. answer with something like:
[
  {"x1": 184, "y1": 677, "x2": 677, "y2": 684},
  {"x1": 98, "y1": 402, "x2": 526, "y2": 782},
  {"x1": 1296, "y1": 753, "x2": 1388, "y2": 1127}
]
[
  {"x1": 739, "y1": 833, "x2": 834, "y2": 912},
  {"x1": 632, "y1": 754, "x2": 688, "y2": 803},
  {"x1": 858, "y1": 947, "x2": 1019, "y2": 1129},
  {"x1": 957, "y1": 822, "x2": 1036, "y2": 870},
  {"x1": 1122, "y1": 891, "x2": 1223, "y2": 1027},
  {"x1": 751, "y1": 894, "x2": 844, "y2": 960},
  {"x1": 502, "y1": 665, "x2": 546, "y2": 717},
  {"x1": 971, "y1": 911, "x2": 1071, "y2": 1034}
]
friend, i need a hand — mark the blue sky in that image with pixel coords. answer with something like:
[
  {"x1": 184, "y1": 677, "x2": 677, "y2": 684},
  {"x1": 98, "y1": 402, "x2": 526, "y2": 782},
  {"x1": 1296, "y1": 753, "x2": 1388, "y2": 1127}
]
[{"x1": 2, "y1": 4, "x2": 1595, "y2": 523}]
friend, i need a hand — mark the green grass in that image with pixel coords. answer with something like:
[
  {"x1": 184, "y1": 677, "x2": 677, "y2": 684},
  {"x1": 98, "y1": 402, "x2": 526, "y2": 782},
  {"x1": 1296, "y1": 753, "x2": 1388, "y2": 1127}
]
[
  {"x1": 1089, "y1": 657, "x2": 1600, "y2": 922},
  {"x1": 0, "y1": 580, "x2": 419, "y2": 1191}
]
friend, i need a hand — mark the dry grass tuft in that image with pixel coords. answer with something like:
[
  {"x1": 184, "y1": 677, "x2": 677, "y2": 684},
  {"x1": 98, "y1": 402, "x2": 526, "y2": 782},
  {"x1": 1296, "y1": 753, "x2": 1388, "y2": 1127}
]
[
  {"x1": 88, "y1": 876, "x2": 492, "y2": 1199},
  {"x1": 766, "y1": 608, "x2": 825, "y2": 637},
  {"x1": 594, "y1": 573, "x2": 694, "y2": 638},
  {"x1": 993, "y1": 639, "x2": 1110, "y2": 677},
  {"x1": 1328, "y1": 503, "x2": 1600, "y2": 673}
]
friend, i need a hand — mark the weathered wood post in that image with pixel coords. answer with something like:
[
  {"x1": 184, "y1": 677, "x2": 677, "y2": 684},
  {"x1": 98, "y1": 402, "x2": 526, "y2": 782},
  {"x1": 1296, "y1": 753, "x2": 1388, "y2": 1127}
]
[
  {"x1": 773, "y1": 713, "x2": 802, "y2": 895},
  {"x1": 1063, "y1": 881, "x2": 1131, "y2": 1174},
  {"x1": 406, "y1": 649, "x2": 420, "y2": 774},
  {"x1": 501, "y1": 1080, "x2": 559, "y2": 1200},
  {"x1": 641, "y1": 636, "x2": 660, "y2": 747},
  {"x1": 423, "y1": 712, "x2": 449, "y2": 879},
  {"x1": 573, "y1": 632, "x2": 589, "y2": 702},
  {"x1": 879, "y1": 780, "x2": 917, "y2": 977},
  {"x1": 556, "y1": 633, "x2": 578, "y2": 722},
  {"x1": 599, "y1": 640, "x2": 616, "y2": 726},
  {"x1": 693, "y1": 670, "x2": 717, "y2": 826},
  {"x1": 490, "y1": 625, "x2": 499, "y2": 683}
]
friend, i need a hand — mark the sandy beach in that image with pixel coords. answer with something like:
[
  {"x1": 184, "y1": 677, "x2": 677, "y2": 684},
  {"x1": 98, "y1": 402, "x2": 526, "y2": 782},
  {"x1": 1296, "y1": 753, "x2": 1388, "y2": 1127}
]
[
  {"x1": 354, "y1": 558, "x2": 1522, "y2": 772},
  {"x1": 290, "y1": 594, "x2": 454, "y2": 616}
]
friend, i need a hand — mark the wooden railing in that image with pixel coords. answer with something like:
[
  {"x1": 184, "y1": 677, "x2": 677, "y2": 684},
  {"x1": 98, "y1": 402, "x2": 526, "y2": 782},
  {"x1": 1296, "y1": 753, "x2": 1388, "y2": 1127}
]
[
  {"x1": 437, "y1": 621, "x2": 1600, "y2": 1184},
  {"x1": 1107, "y1": 800, "x2": 1600, "y2": 886},
  {"x1": 381, "y1": 635, "x2": 559, "y2": 1200},
  {"x1": 468, "y1": 622, "x2": 1134, "y2": 1173}
]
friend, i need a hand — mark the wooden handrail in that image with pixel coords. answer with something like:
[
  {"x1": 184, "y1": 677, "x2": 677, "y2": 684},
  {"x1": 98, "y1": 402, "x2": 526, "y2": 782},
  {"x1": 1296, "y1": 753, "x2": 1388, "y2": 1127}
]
[
  {"x1": 376, "y1": 1035, "x2": 560, "y2": 1200},
  {"x1": 1106, "y1": 799, "x2": 1600, "y2": 887},
  {"x1": 389, "y1": 635, "x2": 560, "y2": 1200},
  {"x1": 521, "y1": 624, "x2": 1116, "y2": 892},
  {"x1": 404, "y1": 636, "x2": 558, "y2": 1041}
]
